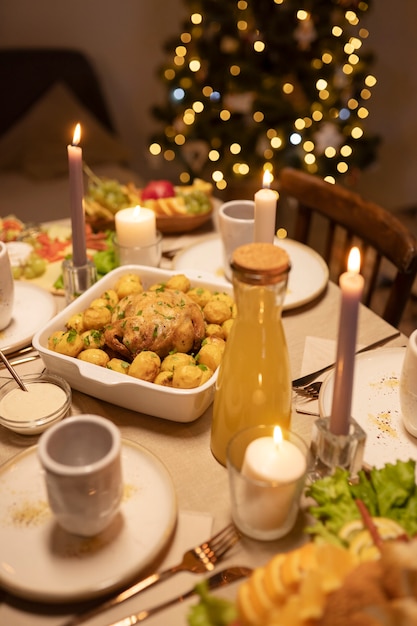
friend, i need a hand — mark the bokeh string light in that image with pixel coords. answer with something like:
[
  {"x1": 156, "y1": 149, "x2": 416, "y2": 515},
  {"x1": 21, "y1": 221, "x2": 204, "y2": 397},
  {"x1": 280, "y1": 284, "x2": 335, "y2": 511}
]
[{"x1": 148, "y1": 0, "x2": 378, "y2": 191}]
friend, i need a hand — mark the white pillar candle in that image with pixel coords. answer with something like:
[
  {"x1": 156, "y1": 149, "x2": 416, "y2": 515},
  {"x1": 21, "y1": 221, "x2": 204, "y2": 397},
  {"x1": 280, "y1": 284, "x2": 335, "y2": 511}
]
[
  {"x1": 67, "y1": 123, "x2": 87, "y2": 267},
  {"x1": 115, "y1": 207, "x2": 157, "y2": 248},
  {"x1": 242, "y1": 427, "x2": 307, "y2": 482},
  {"x1": 254, "y1": 170, "x2": 278, "y2": 243},
  {"x1": 240, "y1": 427, "x2": 306, "y2": 531},
  {"x1": 330, "y1": 247, "x2": 365, "y2": 436}
]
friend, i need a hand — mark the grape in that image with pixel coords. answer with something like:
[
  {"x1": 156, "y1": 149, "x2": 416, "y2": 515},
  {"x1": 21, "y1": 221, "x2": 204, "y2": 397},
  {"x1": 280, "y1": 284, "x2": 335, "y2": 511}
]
[
  {"x1": 29, "y1": 255, "x2": 47, "y2": 277},
  {"x1": 86, "y1": 180, "x2": 135, "y2": 213},
  {"x1": 12, "y1": 266, "x2": 23, "y2": 280},
  {"x1": 19, "y1": 253, "x2": 47, "y2": 280},
  {"x1": 182, "y1": 191, "x2": 211, "y2": 215}
]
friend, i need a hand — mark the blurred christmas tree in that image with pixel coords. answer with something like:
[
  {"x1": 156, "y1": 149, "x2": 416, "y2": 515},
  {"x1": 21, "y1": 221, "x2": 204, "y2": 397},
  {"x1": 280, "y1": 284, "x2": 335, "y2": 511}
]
[{"x1": 148, "y1": 0, "x2": 379, "y2": 194}]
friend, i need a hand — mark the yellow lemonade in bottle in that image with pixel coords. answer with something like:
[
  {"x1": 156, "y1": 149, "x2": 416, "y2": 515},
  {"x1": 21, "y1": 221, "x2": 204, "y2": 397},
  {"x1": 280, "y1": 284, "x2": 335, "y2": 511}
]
[{"x1": 210, "y1": 243, "x2": 292, "y2": 466}]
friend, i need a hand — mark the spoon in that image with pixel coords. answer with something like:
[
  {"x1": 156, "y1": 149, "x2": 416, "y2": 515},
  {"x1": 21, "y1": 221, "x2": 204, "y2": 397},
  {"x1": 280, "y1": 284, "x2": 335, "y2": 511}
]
[{"x1": 0, "y1": 349, "x2": 28, "y2": 391}]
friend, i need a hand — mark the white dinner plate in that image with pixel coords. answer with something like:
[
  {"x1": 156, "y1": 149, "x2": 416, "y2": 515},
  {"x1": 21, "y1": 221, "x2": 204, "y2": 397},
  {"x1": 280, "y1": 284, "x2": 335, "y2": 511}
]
[
  {"x1": 173, "y1": 235, "x2": 329, "y2": 310},
  {"x1": 318, "y1": 348, "x2": 417, "y2": 469},
  {"x1": 0, "y1": 282, "x2": 56, "y2": 354},
  {"x1": 0, "y1": 439, "x2": 177, "y2": 602}
]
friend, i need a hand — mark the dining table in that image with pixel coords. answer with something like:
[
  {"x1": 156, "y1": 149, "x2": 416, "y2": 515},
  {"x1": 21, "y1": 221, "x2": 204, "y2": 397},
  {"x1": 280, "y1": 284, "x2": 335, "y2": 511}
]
[{"x1": 0, "y1": 212, "x2": 409, "y2": 626}]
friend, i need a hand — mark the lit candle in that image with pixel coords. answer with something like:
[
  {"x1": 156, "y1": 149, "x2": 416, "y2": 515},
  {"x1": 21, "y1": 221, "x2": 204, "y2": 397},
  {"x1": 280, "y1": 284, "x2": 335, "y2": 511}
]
[
  {"x1": 115, "y1": 206, "x2": 157, "y2": 248},
  {"x1": 254, "y1": 170, "x2": 278, "y2": 243},
  {"x1": 67, "y1": 123, "x2": 87, "y2": 268},
  {"x1": 242, "y1": 426, "x2": 306, "y2": 482},
  {"x1": 240, "y1": 427, "x2": 307, "y2": 531},
  {"x1": 330, "y1": 247, "x2": 365, "y2": 436}
]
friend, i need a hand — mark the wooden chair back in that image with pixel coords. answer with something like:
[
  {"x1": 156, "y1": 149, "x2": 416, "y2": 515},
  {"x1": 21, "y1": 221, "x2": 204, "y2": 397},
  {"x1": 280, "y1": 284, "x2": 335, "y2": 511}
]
[{"x1": 278, "y1": 167, "x2": 417, "y2": 328}]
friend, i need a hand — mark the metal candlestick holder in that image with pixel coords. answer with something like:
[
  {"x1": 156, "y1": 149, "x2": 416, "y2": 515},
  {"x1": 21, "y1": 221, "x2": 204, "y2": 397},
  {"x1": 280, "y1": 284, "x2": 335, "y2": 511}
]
[{"x1": 308, "y1": 416, "x2": 366, "y2": 482}]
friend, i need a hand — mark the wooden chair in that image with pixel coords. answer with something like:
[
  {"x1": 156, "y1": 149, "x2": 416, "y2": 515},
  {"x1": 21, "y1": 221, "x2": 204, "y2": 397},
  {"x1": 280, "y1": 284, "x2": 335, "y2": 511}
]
[{"x1": 277, "y1": 167, "x2": 417, "y2": 329}]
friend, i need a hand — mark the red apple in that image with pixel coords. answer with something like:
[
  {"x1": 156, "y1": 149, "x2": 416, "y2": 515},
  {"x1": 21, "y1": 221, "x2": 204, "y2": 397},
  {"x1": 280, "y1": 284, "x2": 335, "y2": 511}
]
[{"x1": 141, "y1": 180, "x2": 175, "y2": 200}]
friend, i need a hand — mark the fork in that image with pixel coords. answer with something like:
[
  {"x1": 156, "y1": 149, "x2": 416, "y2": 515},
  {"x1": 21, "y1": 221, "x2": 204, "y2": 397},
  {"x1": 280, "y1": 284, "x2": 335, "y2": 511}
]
[
  {"x1": 62, "y1": 523, "x2": 241, "y2": 626},
  {"x1": 293, "y1": 381, "x2": 322, "y2": 400}
]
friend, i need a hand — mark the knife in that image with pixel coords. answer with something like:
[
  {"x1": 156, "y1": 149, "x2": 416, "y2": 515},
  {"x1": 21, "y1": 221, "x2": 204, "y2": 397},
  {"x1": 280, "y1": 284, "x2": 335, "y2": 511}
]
[
  {"x1": 292, "y1": 330, "x2": 402, "y2": 387},
  {"x1": 0, "y1": 354, "x2": 40, "y2": 369},
  {"x1": 107, "y1": 566, "x2": 252, "y2": 626}
]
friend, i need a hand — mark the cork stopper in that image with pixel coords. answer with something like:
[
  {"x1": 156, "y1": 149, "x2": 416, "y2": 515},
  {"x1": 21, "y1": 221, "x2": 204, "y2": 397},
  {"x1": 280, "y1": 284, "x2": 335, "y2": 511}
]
[
  {"x1": 230, "y1": 243, "x2": 290, "y2": 285},
  {"x1": 232, "y1": 243, "x2": 290, "y2": 274}
]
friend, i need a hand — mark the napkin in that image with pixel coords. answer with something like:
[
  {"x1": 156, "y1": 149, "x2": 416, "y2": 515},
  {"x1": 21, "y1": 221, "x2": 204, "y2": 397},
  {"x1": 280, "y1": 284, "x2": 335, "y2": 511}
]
[
  {"x1": 294, "y1": 336, "x2": 336, "y2": 416},
  {"x1": 294, "y1": 336, "x2": 371, "y2": 417},
  {"x1": 162, "y1": 509, "x2": 213, "y2": 568}
]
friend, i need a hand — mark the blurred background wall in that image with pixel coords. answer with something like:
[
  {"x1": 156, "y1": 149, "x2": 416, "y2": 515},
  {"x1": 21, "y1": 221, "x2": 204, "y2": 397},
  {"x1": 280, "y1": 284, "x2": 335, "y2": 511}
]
[{"x1": 1, "y1": 0, "x2": 416, "y2": 211}]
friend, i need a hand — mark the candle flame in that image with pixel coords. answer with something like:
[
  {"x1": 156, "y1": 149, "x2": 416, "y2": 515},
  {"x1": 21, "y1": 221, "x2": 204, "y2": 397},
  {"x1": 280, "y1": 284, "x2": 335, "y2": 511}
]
[
  {"x1": 347, "y1": 246, "x2": 361, "y2": 273},
  {"x1": 273, "y1": 426, "x2": 283, "y2": 446},
  {"x1": 133, "y1": 205, "x2": 142, "y2": 218},
  {"x1": 72, "y1": 123, "x2": 81, "y2": 146},
  {"x1": 262, "y1": 169, "x2": 273, "y2": 189}
]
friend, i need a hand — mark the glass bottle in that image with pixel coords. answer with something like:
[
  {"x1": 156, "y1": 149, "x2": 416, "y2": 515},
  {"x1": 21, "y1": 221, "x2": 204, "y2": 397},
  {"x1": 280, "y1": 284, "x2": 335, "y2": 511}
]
[{"x1": 210, "y1": 242, "x2": 292, "y2": 466}]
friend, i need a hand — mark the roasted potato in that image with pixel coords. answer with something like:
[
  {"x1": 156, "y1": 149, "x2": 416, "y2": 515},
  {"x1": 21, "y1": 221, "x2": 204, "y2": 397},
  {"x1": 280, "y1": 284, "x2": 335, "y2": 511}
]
[
  {"x1": 203, "y1": 299, "x2": 232, "y2": 325},
  {"x1": 197, "y1": 339, "x2": 225, "y2": 371},
  {"x1": 205, "y1": 323, "x2": 224, "y2": 340},
  {"x1": 83, "y1": 306, "x2": 112, "y2": 329},
  {"x1": 101, "y1": 289, "x2": 119, "y2": 308},
  {"x1": 77, "y1": 348, "x2": 110, "y2": 367},
  {"x1": 161, "y1": 352, "x2": 196, "y2": 372},
  {"x1": 81, "y1": 329, "x2": 105, "y2": 349},
  {"x1": 154, "y1": 370, "x2": 174, "y2": 387},
  {"x1": 172, "y1": 364, "x2": 204, "y2": 389},
  {"x1": 107, "y1": 358, "x2": 130, "y2": 374},
  {"x1": 114, "y1": 273, "x2": 143, "y2": 299},
  {"x1": 187, "y1": 286, "x2": 212, "y2": 308},
  {"x1": 49, "y1": 329, "x2": 84, "y2": 357},
  {"x1": 66, "y1": 312, "x2": 85, "y2": 333},
  {"x1": 222, "y1": 318, "x2": 234, "y2": 339},
  {"x1": 165, "y1": 274, "x2": 191, "y2": 293},
  {"x1": 129, "y1": 351, "x2": 161, "y2": 382}
]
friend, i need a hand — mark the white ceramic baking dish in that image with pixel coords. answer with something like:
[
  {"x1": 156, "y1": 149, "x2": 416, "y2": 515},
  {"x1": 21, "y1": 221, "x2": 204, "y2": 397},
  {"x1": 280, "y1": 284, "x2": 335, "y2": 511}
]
[{"x1": 33, "y1": 265, "x2": 232, "y2": 423}]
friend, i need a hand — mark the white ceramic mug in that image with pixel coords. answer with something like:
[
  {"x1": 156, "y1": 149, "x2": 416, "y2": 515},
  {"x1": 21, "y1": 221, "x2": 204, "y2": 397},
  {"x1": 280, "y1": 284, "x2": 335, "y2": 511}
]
[
  {"x1": 400, "y1": 330, "x2": 417, "y2": 437},
  {"x1": 0, "y1": 242, "x2": 15, "y2": 331},
  {"x1": 38, "y1": 414, "x2": 123, "y2": 537},
  {"x1": 218, "y1": 200, "x2": 254, "y2": 281}
]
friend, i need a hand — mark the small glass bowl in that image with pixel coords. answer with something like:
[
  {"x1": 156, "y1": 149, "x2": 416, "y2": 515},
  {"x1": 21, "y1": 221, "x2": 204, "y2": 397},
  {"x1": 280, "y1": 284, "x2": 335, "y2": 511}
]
[
  {"x1": 0, "y1": 372, "x2": 72, "y2": 435},
  {"x1": 113, "y1": 231, "x2": 163, "y2": 267}
]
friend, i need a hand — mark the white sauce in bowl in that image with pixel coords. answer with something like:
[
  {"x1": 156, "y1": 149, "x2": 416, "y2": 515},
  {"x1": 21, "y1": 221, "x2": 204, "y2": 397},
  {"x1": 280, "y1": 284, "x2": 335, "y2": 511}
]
[{"x1": 0, "y1": 382, "x2": 67, "y2": 422}]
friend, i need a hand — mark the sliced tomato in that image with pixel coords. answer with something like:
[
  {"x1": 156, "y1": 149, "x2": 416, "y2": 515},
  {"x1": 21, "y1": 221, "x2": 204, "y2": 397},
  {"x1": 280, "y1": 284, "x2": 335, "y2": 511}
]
[
  {"x1": 85, "y1": 229, "x2": 109, "y2": 251},
  {"x1": 35, "y1": 232, "x2": 70, "y2": 263},
  {"x1": 0, "y1": 217, "x2": 25, "y2": 242}
]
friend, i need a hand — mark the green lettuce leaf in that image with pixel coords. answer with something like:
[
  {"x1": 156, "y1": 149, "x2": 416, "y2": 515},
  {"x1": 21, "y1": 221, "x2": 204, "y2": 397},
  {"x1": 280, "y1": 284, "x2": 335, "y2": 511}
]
[
  {"x1": 305, "y1": 459, "x2": 417, "y2": 543},
  {"x1": 349, "y1": 469, "x2": 378, "y2": 516},
  {"x1": 93, "y1": 247, "x2": 117, "y2": 277},
  {"x1": 370, "y1": 460, "x2": 416, "y2": 515},
  {"x1": 187, "y1": 580, "x2": 237, "y2": 626},
  {"x1": 306, "y1": 467, "x2": 360, "y2": 535}
]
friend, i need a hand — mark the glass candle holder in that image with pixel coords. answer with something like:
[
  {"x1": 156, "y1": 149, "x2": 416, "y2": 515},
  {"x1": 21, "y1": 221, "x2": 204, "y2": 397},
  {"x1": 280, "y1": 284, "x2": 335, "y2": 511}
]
[
  {"x1": 309, "y1": 416, "x2": 367, "y2": 481},
  {"x1": 226, "y1": 425, "x2": 311, "y2": 541},
  {"x1": 62, "y1": 258, "x2": 97, "y2": 304},
  {"x1": 113, "y1": 232, "x2": 162, "y2": 267}
]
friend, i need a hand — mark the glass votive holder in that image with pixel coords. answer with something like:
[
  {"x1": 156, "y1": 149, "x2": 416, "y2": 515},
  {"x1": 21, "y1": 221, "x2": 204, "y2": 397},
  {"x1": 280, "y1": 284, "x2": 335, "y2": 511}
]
[
  {"x1": 113, "y1": 232, "x2": 162, "y2": 267},
  {"x1": 62, "y1": 258, "x2": 97, "y2": 304},
  {"x1": 310, "y1": 416, "x2": 367, "y2": 481},
  {"x1": 226, "y1": 425, "x2": 311, "y2": 541},
  {"x1": 0, "y1": 372, "x2": 72, "y2": 435}
]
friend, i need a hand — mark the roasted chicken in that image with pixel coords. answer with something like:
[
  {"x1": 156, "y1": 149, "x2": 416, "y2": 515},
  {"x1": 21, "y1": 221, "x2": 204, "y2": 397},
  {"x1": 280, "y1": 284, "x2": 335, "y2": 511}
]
[{"x1": 104, "y1": 289, "x2": 206, "y2": 360}]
